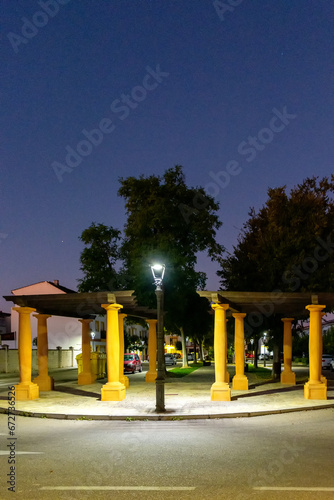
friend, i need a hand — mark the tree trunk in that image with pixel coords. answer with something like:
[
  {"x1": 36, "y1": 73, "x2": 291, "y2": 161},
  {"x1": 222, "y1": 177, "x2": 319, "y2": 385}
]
[
  {"x1": 193, "y1": 339, "x2": 197, "y2": 363},
  {"x1": 254, "y1": 341, "x2": 258, "y2": 368},
  {"x1": 180, "y1": 327, "x2": 189, "y2": 368},
  {"x1": 199, "y1": 342, "x2": 204, "y2": 361},
  {"x1": 272, "y1": 344, "x2": 281, "y2": 379}
]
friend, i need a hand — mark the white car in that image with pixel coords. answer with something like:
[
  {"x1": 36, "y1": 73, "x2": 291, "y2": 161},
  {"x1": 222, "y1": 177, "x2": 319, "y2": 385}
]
[
  {"x1": 330, "y1": 359, "x2": 334, "y2": 372},
  {"x1": 322, "y1": 354, "x2": 334, "y2": 370}
]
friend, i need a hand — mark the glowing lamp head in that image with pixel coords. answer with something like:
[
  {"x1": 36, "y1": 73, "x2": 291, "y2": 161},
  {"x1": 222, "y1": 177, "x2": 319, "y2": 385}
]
[{"x1": 151, "y1": 263, "x2": 165, "y2": 289}]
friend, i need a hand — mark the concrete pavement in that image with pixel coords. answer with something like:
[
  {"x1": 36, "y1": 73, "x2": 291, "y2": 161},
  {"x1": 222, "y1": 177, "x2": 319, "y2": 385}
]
[{"x1": 0, "y1": 364, "x2": 333, "y2": 420}]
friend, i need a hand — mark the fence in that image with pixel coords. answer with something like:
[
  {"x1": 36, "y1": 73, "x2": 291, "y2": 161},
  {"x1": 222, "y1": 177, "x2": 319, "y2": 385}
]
[{"x1": 0, "y1": 347, "x2": 81, "y2": 373}]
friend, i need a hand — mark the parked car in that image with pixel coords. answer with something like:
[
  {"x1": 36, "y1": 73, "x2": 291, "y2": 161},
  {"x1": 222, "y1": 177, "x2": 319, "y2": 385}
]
[
  {"x1": 124, "y1": 353, "x2": 142, "y2": 373},
  {"x1": 187, "y1": 353, "x2": 194, "y2": 361},
  {"x1": 331, "y1": 359, "x2": 334, "y2": 372},
  {"x1": 322, "y1": 354, "x2": 334, "y2": 370},
  {"x1": 164, "y1": 353, "x2": 176, "y2": 366}
]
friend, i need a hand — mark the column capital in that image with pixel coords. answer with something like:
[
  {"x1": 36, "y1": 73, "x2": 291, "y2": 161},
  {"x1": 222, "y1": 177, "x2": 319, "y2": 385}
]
[
  {"x1": 101, "y1": 303, "x2": 123, "y2": 312},
  {"x1": 146, "y1": 318, "x2": 158, "y2": 325},
  {"x1": 33, "y1": 313, "x2": 52, "y2": 320},
  {"x1": 78, "y1": 318, "x2": 92, "y2": 325},
  {"x1": 232, "y1": 312, "x2": 246, "y2": 319},
  {"x1": 281, "y1": 317, "x2": 294, "y2": 323},
  {"x1": 118, "y1": 313, "x2": 127, "y2": 321},
  {"x1": 305, "y1": 305, "x2": 326, "y2": 313},
  {"x1": 13, "y1": 307, "x2": 36, "y2": 315},
  {"x1": 211, "y1": 303, "x2": 229, "y2": 312}
]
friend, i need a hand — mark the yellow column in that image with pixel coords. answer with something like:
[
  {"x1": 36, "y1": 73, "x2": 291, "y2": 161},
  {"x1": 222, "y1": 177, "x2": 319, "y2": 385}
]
[
  {"x1": 211, "y1": 303, "x2": 231, "y2": 401},
  {"x1": 280, "y1": 318, "x2": 296, "y2": 385},
  {"x1": 225, "y1": 318, "x2": 230, "y2": 383},
  {"x1": 304, "y1": 304, "x2": 327, "y2": 400},
  {"x1": 320, "y1": 313, "x2": 327, "y2": 386},
  {"x1": 145, "y1": 319, "x2": 157, "y2": 382},
  {"x1": 13, "y1": 307, "x2": 39, "y2": 400},
  {"x1": 32, "y1": 314, "x2": 54, "y2": 391},
  {"x1": 232, "y1": 313, "x2": 248, "y2": 390},
  {"x1": 78, "y1": 319, "x2": 96, "y2": 385},
  {"x1": 118, "y1": 313, "x2": 129, "y2": 388},
  {"x1": 101, "y1": 303, "x2": 126, "y2": 401}
]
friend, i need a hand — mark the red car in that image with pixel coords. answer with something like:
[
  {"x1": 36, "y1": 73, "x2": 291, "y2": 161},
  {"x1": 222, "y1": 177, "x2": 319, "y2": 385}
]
[{"x1": 124, "y1": 353, "x2": 142, "y2": 374}]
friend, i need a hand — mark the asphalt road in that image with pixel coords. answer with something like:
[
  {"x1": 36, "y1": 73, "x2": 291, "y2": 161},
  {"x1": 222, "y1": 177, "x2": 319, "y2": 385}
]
[{"x1": 0, "y1": 408, "x2": 333, "y2": 500}]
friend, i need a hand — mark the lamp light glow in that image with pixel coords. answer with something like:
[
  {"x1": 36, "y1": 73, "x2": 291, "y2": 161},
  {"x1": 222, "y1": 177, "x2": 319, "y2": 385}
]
[{"x1": 151, "y1": 263, "x2": 165, "y2": 289}]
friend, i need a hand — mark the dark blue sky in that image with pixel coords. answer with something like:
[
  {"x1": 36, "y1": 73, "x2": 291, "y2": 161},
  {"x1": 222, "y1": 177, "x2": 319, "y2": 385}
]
[{"x1": 1, "y1": 1, "x2": 333, "y2": 311}]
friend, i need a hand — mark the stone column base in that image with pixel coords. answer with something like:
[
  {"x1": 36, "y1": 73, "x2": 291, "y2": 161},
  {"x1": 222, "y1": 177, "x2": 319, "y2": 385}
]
[
  {"x1": 304, "y1": 381, "x2": 327, "y2": 400},
  {"x1": 101, "y1": 382, "x2": 126, "y2": 401},
  {"x1": 145, "y1": 371, "x2": 157, "y2": 383},
  {"x1": 232, "y1": 375, "x2": 248, "y2": 390},
  {"x1": 120, "y1": 375, "x2": 129, "y2": 388},
  {"x1": 14, "y1": 383, "x2": 39, "y2": 400},
  {"x1": 78, "y1": 372, "x2": 97, "y2": 385},
  {"x1": 211, "y1": 382, "x2": 231, "y2": 401},
  {"x1": 280, "y1": 370, "x2": 296, "y2": 385},
  {"x1": 32, "y1": 375, "x2": 54, "y2": 391}
]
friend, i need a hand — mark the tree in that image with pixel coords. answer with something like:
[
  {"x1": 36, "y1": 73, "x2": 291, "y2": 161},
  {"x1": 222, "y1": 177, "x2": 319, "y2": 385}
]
[
  {"x1": 118, "y1": 165, "x2": 224, "y2": 366},
  {"x1": 78, "y1": 222, "x2": 125, "y2": 292},
  {"x1": 219, "y1": 176, "x2": 334, "y2": 375},
  {"x1": 323, "y1": 326, "x2": 334, "y2": 354},
  {"x1": 182, "y1": 293, "x2": 213, "y2": 361},
  {"x1": 220, "y1": 176, "x2": 334, "y2": 293}
]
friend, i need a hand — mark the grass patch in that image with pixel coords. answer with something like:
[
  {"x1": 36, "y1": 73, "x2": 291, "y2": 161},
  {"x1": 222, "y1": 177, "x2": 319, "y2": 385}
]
[
  {"x1": 247, "y1": 364, "x2": 273, "y2": 379},
  {"x1": 168, "y1": 362, "x2": 203, "y2": 378}
]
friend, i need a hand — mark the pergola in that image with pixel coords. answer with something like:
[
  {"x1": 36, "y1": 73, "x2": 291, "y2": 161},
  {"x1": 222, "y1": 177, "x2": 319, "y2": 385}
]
[
  {"x1": 4, "y1": 289, "x2": 334, "y2": 403},
  {"x1": 4, "y1": 291, "x2": 158, "y2": 401},
  {"x1": 199, "y1": 291, "x2": 334, "y2": 402}
]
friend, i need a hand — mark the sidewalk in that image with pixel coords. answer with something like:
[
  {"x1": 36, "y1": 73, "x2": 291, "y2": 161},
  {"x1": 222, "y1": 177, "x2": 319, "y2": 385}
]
[{"x1": 0, "y1": 365, "x2": 333, "y2": 421}]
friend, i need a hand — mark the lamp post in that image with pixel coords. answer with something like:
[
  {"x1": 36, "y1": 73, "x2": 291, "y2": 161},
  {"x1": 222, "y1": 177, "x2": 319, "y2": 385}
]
[{"x1": 151, "y1": 263, "x2": 166, "y2": 412}]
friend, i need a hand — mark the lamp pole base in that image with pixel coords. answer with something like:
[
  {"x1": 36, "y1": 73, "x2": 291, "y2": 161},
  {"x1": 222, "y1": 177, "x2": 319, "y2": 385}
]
[{"x1": 155, "y1": 377, "x2": 165, "y2": 412}]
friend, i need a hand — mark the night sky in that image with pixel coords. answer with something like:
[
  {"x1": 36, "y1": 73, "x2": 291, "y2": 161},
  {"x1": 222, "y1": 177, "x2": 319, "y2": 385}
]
[{"x1": 1, "y1": 1, "x2": 333, "y2": 312}]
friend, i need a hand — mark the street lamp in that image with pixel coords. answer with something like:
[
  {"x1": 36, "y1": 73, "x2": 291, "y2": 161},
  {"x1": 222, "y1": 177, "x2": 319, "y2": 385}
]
[{"x1": 151, "y1": 263, "x2": 166, "y2": 412}]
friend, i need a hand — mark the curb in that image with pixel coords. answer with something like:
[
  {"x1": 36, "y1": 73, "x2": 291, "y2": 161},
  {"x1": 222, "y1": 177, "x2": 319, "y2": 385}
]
[{"x1": 1, "y1": 404, "x2": 334, "y2": 421}]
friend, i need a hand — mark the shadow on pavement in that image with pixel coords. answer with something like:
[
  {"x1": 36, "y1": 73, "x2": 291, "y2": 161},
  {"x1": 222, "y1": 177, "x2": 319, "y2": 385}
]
[{"x1": 55, "y1": 385, "x2": 101, "y2": 400}]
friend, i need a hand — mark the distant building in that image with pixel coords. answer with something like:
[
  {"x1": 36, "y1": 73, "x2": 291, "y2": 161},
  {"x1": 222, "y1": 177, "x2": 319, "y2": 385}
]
[
  {"x1": 300, "y1": 312, "x2": 334, "y2": 335},
  {"x1": 322, "y1": 314, "x2": 334, "y2": 333},
  {"x1": 6, "y1": 280, "x2": 149, "y2": 356},
  {"x1": 9, "y1": 280, "x2": 84, "y2": 350},
  {"x1": 0, "y1": 311, "x2": 11, "y2": 345}
]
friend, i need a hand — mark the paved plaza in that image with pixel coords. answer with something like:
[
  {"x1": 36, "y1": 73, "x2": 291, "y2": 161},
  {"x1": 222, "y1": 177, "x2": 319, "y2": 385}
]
[{"x1": 1, "y1": 364, "x2": 333, "y2": 420}]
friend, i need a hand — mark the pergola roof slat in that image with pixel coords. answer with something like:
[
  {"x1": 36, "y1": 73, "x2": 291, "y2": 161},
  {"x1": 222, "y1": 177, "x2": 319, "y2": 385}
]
[
  {"x1": 198, "y1": 291, "x2": 334, "y2": 317},
  {"x1": 3, "y1": 291, "x2": 158, "y2": 320}
]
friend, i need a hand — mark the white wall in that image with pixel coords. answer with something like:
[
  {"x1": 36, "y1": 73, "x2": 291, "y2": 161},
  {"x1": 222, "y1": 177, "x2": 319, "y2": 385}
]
[
  {"x1": 0, "y1": 348, "x2": 81, "y2": 373},
  {"x1": 10, "y1": 309, "x2": 83, "y2": 350}
]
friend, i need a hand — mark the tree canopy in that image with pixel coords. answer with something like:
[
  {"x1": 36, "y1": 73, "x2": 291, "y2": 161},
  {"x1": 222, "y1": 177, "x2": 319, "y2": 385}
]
[
  {"x1": 77, "y1": 167, "x2": 223, "y2": 363},
  {"x1": 78, "y1": 222, "x2": 124, "y2": 292},
  {"x1": 118, "y1": 165, "x2": 224, "y2": 309},
  {"x1": 219, "y1": 176, "x2": 334, "y2": 294},
  {"x1": 118, "y1": 166, "x2": 224, "y2": 364},
  {"x1": 218, "y1": 176, "x2": 334, "y2": 371}
]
